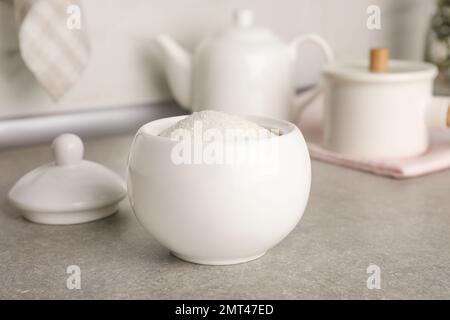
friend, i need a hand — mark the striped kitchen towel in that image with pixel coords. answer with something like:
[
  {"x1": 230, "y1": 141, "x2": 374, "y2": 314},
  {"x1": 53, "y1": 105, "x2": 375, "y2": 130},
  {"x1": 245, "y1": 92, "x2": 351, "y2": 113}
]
[{"x1": 14, "y1": 0, "x2": 90, "y2": 100}]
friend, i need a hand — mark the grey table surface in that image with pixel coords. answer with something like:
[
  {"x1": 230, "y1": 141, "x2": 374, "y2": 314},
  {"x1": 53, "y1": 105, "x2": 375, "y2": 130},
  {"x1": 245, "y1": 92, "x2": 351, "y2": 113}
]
[{"x1": 1, "y1": 133, "x2": 450, "y2": 300}]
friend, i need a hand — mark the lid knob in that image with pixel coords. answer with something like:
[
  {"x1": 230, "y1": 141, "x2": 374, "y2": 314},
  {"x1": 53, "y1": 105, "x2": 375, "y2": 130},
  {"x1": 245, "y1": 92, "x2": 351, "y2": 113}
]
[
  {"x1": 233, "y1": 9, "x2": 254, "y2": 27},
  {"x1": 370, "y1": 48, "x2": 389, "y2": 73},
  {"x1": 52, "y1": 134, "x2": 84, "y2": 166}
]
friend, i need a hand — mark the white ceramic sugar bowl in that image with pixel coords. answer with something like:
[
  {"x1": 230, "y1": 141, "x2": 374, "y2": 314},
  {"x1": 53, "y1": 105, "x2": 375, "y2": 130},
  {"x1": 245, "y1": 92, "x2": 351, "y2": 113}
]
[{"x1": 127, "y1": 115, "x2": 311, "y2": 265}]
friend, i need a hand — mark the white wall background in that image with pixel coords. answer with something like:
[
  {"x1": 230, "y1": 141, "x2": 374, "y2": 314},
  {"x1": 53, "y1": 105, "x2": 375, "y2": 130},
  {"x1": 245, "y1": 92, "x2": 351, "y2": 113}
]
[{"x1": 0, "y1": 0, "x2": 436, "y2": 118}]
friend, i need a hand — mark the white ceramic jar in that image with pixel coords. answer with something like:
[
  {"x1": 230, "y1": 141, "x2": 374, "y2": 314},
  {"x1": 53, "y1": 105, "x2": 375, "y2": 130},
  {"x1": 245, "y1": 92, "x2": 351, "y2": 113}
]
[
  {"x1": 322, "y1": 60, "x2": 450, "y2": 158},
  {"x1": 127, "y1": 115, "x2": 311, "y2": 265}
]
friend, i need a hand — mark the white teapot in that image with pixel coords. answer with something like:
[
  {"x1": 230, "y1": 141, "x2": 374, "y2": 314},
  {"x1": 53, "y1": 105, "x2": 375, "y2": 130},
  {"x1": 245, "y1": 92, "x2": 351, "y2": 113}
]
[{"x1": 155, "y1": 9, "x2": 333, "y2": 121}]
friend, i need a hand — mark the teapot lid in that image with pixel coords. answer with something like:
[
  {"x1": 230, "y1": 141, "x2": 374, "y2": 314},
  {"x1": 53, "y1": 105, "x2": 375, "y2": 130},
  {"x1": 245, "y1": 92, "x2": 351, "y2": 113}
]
[
  {"x1": 8, "y1": 134, "x2": 126, "y2": 224},
  {"x1": 212, "y1": 9, "x2": 285, "y2": 47},
  {"x1": 233, "y1": 9, "x2": 255, "y2": 28}
]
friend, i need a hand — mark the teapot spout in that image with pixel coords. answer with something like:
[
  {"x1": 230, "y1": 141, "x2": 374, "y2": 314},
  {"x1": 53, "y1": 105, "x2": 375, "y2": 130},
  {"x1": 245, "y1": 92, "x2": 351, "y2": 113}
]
[{"x1": 155, "y1": 34, "x2": 192, "y2": 110}]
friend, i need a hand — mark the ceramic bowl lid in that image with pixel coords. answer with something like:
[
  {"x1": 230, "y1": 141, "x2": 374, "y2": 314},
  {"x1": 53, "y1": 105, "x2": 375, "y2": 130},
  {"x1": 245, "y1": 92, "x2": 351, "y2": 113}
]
[
  {"x1": 8, "y1": 134, "x2": 126, "y2": 214},
  {"x1": 323, "y1": 60, "x2": 438, "y2": 83}
]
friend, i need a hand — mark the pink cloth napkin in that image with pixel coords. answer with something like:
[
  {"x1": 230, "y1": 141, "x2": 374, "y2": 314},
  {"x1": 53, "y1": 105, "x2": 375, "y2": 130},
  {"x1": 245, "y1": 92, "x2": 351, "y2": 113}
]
[{"x1": 294, "y1": 90, "x2": 450, "y2": 179}]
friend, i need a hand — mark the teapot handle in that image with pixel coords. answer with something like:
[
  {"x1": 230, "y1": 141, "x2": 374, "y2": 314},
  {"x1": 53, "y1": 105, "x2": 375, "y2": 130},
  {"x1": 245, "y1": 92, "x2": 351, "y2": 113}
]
[{"x1": 289, "y1": 34, "x2": 334, "y2": 116}]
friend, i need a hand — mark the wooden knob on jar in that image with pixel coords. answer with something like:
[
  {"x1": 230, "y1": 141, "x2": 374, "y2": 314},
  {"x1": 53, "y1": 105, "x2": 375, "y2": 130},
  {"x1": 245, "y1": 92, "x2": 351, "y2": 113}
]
[{"x1": 370, "y1": 48, "x2": 389, "y2": 73}]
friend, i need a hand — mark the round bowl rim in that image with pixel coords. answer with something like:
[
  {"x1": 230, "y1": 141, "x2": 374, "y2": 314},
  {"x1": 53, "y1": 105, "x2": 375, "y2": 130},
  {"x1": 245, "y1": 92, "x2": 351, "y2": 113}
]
[{"x1": 137, "y1": 113, "x2": 300, "y2": 145}]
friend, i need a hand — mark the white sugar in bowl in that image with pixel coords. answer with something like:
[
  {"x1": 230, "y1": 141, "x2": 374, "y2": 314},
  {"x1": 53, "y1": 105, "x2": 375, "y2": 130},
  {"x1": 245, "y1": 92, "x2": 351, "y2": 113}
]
[{"x1": 127, "y1": 115, "x2": 311, "y2": 265}]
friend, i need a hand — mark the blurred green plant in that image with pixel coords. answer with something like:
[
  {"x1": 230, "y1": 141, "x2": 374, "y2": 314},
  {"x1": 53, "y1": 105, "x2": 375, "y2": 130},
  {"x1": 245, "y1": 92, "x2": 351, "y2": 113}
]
[{"x1": 425, "y1": 0, "x2": 450, "y2": 84}]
